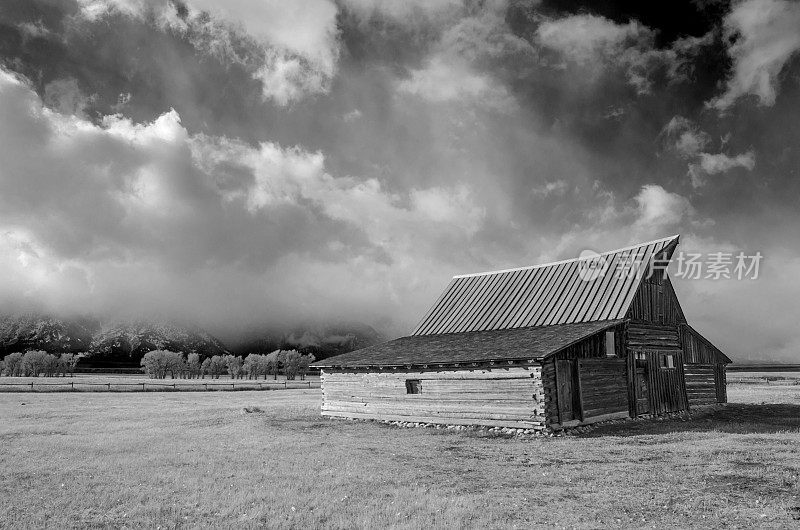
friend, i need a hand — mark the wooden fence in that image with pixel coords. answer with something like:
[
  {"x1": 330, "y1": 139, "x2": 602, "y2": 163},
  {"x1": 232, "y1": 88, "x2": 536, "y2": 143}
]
[{"x1": 0, "y1": 381, "x2": 320, "y2": 393}]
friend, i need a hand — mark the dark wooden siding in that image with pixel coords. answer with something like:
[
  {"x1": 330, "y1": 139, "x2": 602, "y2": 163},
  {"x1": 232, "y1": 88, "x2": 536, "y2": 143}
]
[
  {"x1": 543, "y1": 330, "x2": 630, "y2": 427},
  {"x1": 577, "y1": 358, "x2": 628, "y2": 419},
  {"x1": 626, "y1": 276, "x2": 686, "y2": 325},
  {"x1": 627, "y1": 322, "x2": 681, "y2": 351},
  {"x1": 647, "y1": 350, "x2": 688, "y2": 414},
  {"x1": 680, "y1": 324, "x2": 730, "y2": 364},
  {"x1": 552, "y1": 325, "x2": 625, "y2": 360},
  {"x1": 715, "y1": 364, "x2": 727, "y2": 403}
]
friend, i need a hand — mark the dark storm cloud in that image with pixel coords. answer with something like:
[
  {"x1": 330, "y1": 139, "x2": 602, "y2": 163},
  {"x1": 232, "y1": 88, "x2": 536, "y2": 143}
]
[{"x1": 1, "y1": 0, "x2": 799, "y2": 360}]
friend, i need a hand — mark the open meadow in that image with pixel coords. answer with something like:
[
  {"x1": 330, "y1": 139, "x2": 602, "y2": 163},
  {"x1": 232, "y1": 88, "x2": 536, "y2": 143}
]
[{"x1": 1, "y1": 382, "x2": 799, "y2": 529}]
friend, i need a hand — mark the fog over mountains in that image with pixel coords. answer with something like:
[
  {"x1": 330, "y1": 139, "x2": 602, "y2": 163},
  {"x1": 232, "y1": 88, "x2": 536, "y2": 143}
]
[{"x1": 0, "y1": 313, "x2": 382, "y2": 367}]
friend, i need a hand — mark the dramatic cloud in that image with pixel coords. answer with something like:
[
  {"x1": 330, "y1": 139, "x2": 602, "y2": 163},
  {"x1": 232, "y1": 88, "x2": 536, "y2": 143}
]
[
  {"x1": 0, "y1": 68, "x2": 484, "y2": 333},
  {"x1": 1, "y1": 0, "x2": 800, "y2": 361},
  {"x1": 535, "y1": 13, "x2": 704, "y2": 93},
  {"x1": 76, "y1": 0, "x2": 340, "y2": 105},
  {"x1": 711, "y1": 0, "x2": 800, "y2": 110}
]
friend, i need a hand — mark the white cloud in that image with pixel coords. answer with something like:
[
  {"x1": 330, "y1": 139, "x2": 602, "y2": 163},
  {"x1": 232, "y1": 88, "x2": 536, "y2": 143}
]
[
  {"x1": 0, "y1": 68, "x2": 486, "y2": 333},
  {"x1": 710, "y1": 0, "x2": 800, "y2": 110},
  {"x1": 530, "y1": 180, "x2": 569, "y2": 198},
  {"x1": 190, "y1": 0, "x2": 338, "y2": 69},
  {"x1": 663, "y1": 116, "x2": 710, "y2": 157},
  {"x1": 688, "y1": 151, "x2": 756, "y2": 187},
  {"x1": 634, "y1": 184, "x2": 694, "y2": 228},
  {"x1": 75, "y1": 0, "x2": 340, "y2": 105},
  {"x1": 536, "y1": 15, "x2": 652, "y2": 65},
  {"x1": 536, "y1": 14, "x2": 709, "y2": 94},
  {"x1": 398, "y1": 56, "x2": 516, "y2": 111},
  {"x1": 663, "y1": 116, "x2": 756, "y2": 187},
  {"x1": 340, "y1": 0, "x2": 462, "y2": 23},
  {"x1": 698, "y1": 151, "x2": 756, "y2": 174}
]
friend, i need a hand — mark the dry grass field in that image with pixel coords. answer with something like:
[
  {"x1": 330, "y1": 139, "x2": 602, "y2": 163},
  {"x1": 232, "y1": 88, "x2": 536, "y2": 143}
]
[{"x1": 1, "y1": 382, "x2": 799, "y2": 529}]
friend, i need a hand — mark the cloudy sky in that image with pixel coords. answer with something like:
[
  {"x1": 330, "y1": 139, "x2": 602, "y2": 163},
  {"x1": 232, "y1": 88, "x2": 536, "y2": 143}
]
[{"x1": 0, "y1": 0, "x2": 798, "y2": 360}]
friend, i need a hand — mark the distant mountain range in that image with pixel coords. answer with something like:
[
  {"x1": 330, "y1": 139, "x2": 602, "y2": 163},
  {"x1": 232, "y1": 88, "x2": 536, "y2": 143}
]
[{"x1": 0, "y1": 314, "x2": 383, "y2": 368}]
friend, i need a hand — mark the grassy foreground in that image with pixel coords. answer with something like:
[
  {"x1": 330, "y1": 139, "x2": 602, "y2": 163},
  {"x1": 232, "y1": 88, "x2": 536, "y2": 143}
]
[{"x1": 1, "y1": 384, "x2": 799, "y2": 528}]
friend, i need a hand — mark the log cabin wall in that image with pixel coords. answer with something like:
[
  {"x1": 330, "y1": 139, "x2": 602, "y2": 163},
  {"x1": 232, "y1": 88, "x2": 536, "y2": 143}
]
[
  {"x1": 683, "y1": 365, "x2": 718, "y2": 406},
  {"x1": 626, "y1": 322, "x2": 681, "y2": 351},
  {"x1": 679, "y1": 324, "x2": 729, "y2": 405},
  {"x1": 320, "y1": 366, "x2": 546, "y2": 430}
]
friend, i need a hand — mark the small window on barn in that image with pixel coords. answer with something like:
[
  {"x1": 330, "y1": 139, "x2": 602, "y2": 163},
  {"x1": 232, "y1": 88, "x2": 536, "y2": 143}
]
[
  {"x1": 405, "y1": 379, "x2": 421, "y2": 394},
  {"x1": 660, "y1": 354, "x2": 676, "y2": 369},
  {"x1": 605, "y1": 331, "x2": 616, "y2": 357}
]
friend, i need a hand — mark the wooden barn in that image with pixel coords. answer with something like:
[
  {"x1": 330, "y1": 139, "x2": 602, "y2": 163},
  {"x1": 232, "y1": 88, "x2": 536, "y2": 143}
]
[{"x1": 313, "y1": 235, "x2": 731, "y2": 432}]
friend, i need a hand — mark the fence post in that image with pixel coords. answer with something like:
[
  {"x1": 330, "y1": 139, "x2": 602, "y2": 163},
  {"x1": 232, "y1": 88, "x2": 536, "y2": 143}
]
[
  {"x1": 71, "y1": 382, "x2": 74, "y2": 391},
  {"x1": 142, "y1": 383, "x2": 145, "y2": 391},
  {"x1": 31, "y1": 382, "x2": 34, "y2": 391},
  {"x1": 284, "y1": 381, "x2": 287, "y2": 389},
  {"x1": 173, "y1": 383, "x2": 176, "y2": 390}
]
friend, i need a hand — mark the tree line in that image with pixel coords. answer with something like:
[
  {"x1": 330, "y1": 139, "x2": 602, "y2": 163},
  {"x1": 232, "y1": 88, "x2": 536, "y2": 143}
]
[
  {"x1": 0, "y1": 351, "x2": 80, "y2": 377},
  {"x1": 139, "y1": 350, "x2": 316, "y2": 380}
]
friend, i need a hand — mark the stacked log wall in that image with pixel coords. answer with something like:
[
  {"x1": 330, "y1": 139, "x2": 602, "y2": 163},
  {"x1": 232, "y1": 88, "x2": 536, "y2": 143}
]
[
  {"x1": 679, "y1": 324, "x2": 729, "y2": 405},
  {"x1": 683, "y1": 365, "x2": 718, "y2": 406},
  {"x1": 320, "y1": 366, "x2": 545, "y2": 430}
]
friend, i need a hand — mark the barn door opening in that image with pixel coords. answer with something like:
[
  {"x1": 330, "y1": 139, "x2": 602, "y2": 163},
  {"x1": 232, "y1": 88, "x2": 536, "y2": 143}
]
[
  {"x1": 555, "y1": 359, "x2": 581, "y2": 423},
  {"x1": 630, "y1": 349, "x2": 687, "y2": 415}
]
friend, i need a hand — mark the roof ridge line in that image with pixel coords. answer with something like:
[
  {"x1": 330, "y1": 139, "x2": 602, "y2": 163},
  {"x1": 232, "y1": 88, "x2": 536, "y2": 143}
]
[{"x1": 453, "y1": 234, "x2": 679, "y2": 279}]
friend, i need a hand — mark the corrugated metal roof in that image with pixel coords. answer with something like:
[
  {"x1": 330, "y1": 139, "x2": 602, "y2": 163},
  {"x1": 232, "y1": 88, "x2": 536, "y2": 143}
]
[
  {"x1": 313, "y1": 320, "x2": 623, "y2": 368},
  {"x1": 412, "y1": 235, "x2": 680, "y2": 335}
]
